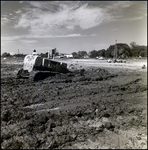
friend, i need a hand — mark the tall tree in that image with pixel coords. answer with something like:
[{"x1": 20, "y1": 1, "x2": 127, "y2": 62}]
[
  {"x1": 98, "y1": 49, "x2": 105, "y2": 57},
  {"x1": 89, "y1": 50, "x2": 98, "y2": 58},
  {"x1": 77, "y1": 51, "x2": 87, "y2": 58},
  {"x1": 130, "y1": 41, "x2": 139, "y2": 57},
  {"x1": 72, "y1": 52, "x2": 78, "y2": 58}
]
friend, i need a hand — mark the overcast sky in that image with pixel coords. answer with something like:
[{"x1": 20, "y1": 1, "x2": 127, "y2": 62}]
[{"x1": 1, "y1": 1, "x2": 147, "y2": 55}]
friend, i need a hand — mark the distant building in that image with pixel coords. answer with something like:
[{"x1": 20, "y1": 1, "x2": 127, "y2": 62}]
[
  {"x1": 59, "y1": 53, "x2": 73, "y2": 58},
  {"x1": 64, "y1": 54, "x2": 73, "y2": 58}
]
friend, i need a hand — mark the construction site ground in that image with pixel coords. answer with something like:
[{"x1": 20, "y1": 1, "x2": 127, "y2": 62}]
[{"x1": 1, "y1": 58, "x2": 147, "y2": 149}]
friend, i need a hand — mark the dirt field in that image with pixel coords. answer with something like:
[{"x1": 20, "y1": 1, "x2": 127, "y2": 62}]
[{"x1": 1, "y1": 58, "x2": 147, "y2": 149}]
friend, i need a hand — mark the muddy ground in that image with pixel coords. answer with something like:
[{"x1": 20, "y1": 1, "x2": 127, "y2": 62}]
[{"x1": 1, "y1": 58, "x2": 147, "y2": 149}]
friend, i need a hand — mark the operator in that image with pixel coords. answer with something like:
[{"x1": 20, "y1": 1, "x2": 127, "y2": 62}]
[{"x1": 32, "y1": 49, "x2": 38, "y2": 55}]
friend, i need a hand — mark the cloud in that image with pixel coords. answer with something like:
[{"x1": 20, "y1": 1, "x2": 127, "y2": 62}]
[
  {"x1": 25, "y1": 33, "x2": 85, "y2": 38},
  {"x1": 1, "y1": 36, "x2": 21, "y2": 48},
  {"x1": 104, "y1": 1, "x2": 134, "y2": 20},
  {"x1": 14, "y1": 1, "x2": 114, "y2": 37},
  {"x1": 104, "y1": 1, "x2": 146, "y2": 23},
  {"x1": 1, "y1": 33, "x2": 86, "y2": 44},
  {"x1": 20, "y1": 39, "x2": 37, "y2": 43},
  {"x1": 71, "y1": 3, "x2": 106, "y2": 29},
  {"x1": 1, "y1": 36, "x2": 21, "y2": 41},
  {"x1": 1, "y1": 37, "x2": 17, "y2": 48},
  {"x1": 106, "y1": 1, "x2": 133, "y2": 10},
  {"x1": 110, "y1": 28, "x2": 119, "y2": 32},
  {"x1": 123, "y1": 16, "x2": 144, "y2": 21},
  {"x1": 15, "y1": 10, "x2": 22, "y2": 14},
  {"x1": 4, "y1": 1, "x2": 145, "y2": 39},
  {"x1": 1, "y1": 17, "x2": 10, "y2": 25},
  {"x1": 61, "y1": 34, "x2": 81, "y2": 37},
  {"x1": 90, "y1": 34, "x2": 97, "y2": 36}
]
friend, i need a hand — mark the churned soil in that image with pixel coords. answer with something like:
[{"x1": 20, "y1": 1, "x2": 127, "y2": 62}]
[{"x1": 1, "y1": 58, "x2": 147, "y2": 149}]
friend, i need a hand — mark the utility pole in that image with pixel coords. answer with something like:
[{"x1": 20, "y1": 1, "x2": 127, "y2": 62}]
[
  {"x1": 17, "y1": 49, "x2": 19, "y2": 62},
  {"x1": 114, "y1": 40, "x2": 117, "y2": 60}
]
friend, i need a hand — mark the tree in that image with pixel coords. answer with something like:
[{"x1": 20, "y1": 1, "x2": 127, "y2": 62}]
[
  {"x1": 72, "y1": 52, "x2": 78, "y2": 58},
  {"x1": 130, "y1": 41, "x2": 137, "y2": 49},
  {"x1": 105, "y1": 46, "x2": 114, "y2": 58},
  {"x1": 129, "y1": 41, "x2": 139, "y2": 57},
  {"x1": 139, "y1": 51, "x2": 147, "y2": 57},
  {"x1": 2, "y1": 52, "x2": 10, "y2": 57},
  {"x1": 116, "y1": 43, "x2": 130, "y2": 58},
  {"x1": 98, "y1": 49, "x2": 105, "y2": 57},
  {"x1": 89, "y1": 50, "x2": 98, "y2": 58},
  {"x1": 105, "y1": 43, "x2": 131, "y2": 58},
  {"x1": 77, "y1": 51, "x2": 87, "y2": 58},
  {"x1": 139, "y1": 46, "x2": 147, "y2": 57},
  {"x1": 55, "y1": 52, "x2": 59, "y2": 56}
]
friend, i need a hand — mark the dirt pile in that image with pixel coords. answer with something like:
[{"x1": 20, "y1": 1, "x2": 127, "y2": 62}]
[{"x1": 1, "y1": 62, "x2": 147, "y2": 149}]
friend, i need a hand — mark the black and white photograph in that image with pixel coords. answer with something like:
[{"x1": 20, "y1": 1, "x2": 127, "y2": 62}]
[{"x1": 1, "y1": 1, "x2": 147, "y2": 149}]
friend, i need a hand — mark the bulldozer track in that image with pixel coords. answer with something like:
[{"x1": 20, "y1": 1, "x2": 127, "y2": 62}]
[{"x1": 29, "y1": 71, "x2": 59, "y2": 82}]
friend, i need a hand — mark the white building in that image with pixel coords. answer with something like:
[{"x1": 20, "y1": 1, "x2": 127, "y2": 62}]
[{"x1": 64, "y1": 54, "x2": 73, "y2": 58}]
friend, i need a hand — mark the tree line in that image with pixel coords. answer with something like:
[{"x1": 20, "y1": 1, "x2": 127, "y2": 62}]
[
  {"x1": 1, "y1": 42, "x2": 147, "y2": 59},
  {"x1": 72, "y1": 42, "x2": 147, "y2": 59}
]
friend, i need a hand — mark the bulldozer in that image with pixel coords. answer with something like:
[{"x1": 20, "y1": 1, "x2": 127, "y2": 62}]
[{"x1": 16, "y1": 50, "x2": 70, "y2": 81}]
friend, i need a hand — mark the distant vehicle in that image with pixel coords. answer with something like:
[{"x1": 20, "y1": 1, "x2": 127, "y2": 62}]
[
  {"x1": 142, "y1": 64, "x2": 146, "y2": 69},
  {"x1": 107, "y1": 58, "x2": 126, "y2": 63},
  {"x1": 99, "y1": 57, "x2": 104, "y2": 60},
  {"x1": 107, "y1": 59, "x2": 112, "y2": 63},
  {"x1": 116, "y1": 59, "x2": 122, "y2": 63}
]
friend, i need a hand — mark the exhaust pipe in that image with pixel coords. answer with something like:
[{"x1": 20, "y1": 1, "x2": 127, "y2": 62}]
[{"x1": 48, "y1": 50, "x2": 50, "y2": 59}]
